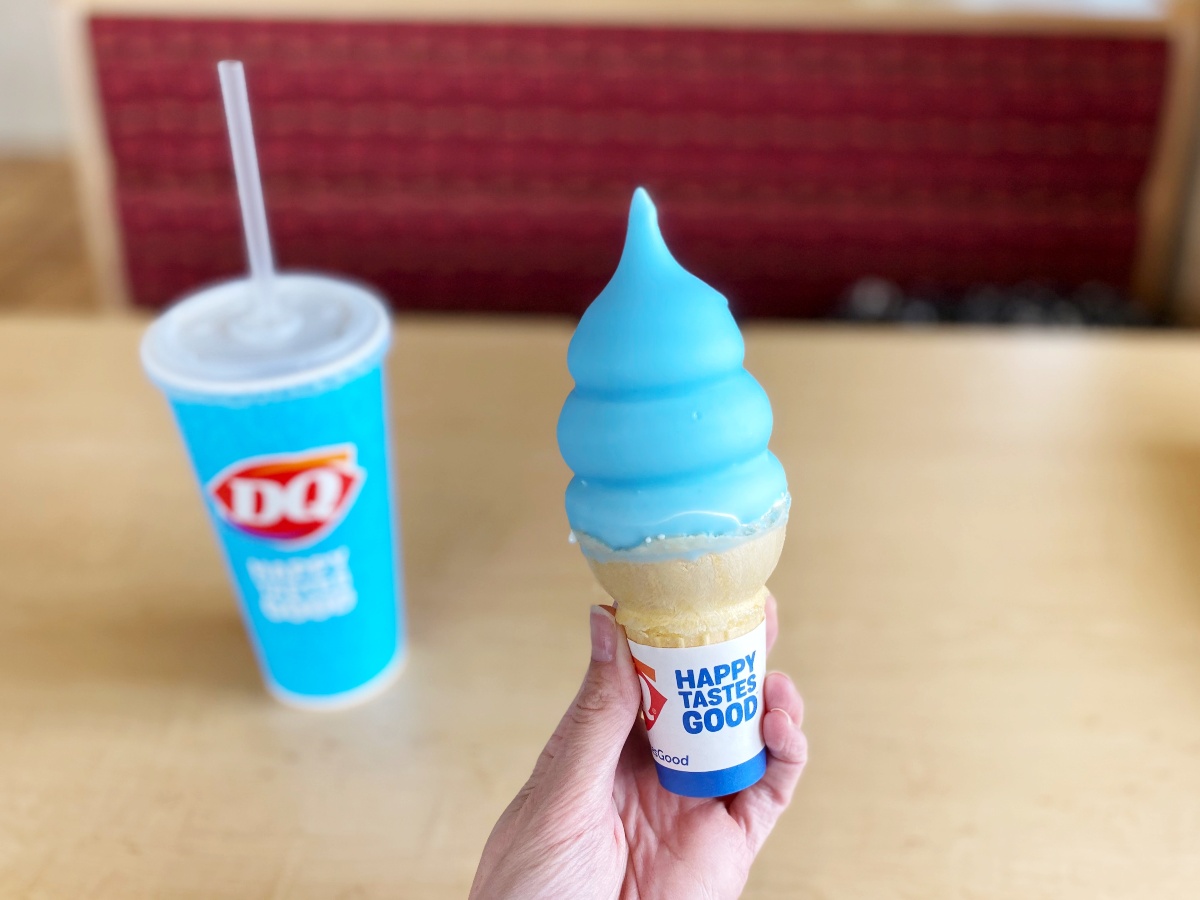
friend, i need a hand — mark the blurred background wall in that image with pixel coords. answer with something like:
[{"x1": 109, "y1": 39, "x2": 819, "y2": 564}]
[
  {"x1": 4, "y1": 0, "x2": 1200, "y2": 323},
  {"x1": 0, "y1": 0, "x2": 68, "y2": 151},
  {"x1": 0, "y1": 0, "x2": 92, "y2": 315}
]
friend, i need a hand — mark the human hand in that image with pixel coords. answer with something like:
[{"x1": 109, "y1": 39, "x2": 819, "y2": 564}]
[{"x1": 469, "y1": 594, "x2": 807, "y2": 900}]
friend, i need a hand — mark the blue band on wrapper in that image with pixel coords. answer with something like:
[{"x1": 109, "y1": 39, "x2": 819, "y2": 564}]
[
  {"x1": 655, "y1": 749, "x2": 768, "y2": 798},
  {"x1": 627, "y1": 620, "x2": 768, "y2": 798}
]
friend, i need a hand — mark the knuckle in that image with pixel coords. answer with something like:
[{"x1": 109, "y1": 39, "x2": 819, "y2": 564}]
[
  {"x1": 574, "y1": 676, "x2": 611, "y2": 714},
  {"x1": 788, "y1": 731, "x2": 809, "y2": 767},
  {"x1": 767, "y1": 719, "x2": 808, "y2": 767},
  {"x1": 765, "y1": 777, "x2": 794, "y2": 809}
]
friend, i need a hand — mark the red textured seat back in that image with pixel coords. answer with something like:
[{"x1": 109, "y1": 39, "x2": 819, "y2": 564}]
[{"x1": 91, "y1": 17, "x2": 1169, "y2": 316}]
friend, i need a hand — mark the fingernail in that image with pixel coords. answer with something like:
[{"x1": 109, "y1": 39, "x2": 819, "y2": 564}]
[
  {"x1": 770, "y1": 708, "x2": 792, "y2": 726},
  {"x1": 590, "y1": 605, "x2": 615, "y2": 663}
]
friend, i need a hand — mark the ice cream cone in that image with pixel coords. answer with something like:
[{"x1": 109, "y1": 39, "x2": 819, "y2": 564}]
[
  {"x1": 556, "y1": 188, "x2": 789, "y2": 796},
  {"x1": 581, "y1": 523, "x2": 786, "y2": 648}
]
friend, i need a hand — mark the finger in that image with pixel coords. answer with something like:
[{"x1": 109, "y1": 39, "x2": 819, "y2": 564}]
[
  {"x1": 764, "y1": 669, "x2": 803, "y2": 727},
  {"x1": 765, "y1": 592, "x2": 778, "y2": 655},
  {"x1": 729, "y1": 672, "x2": 808, "y2": 853},
  {"x1": 539, "y1": 606, "x2": 642, "y2": 798}
]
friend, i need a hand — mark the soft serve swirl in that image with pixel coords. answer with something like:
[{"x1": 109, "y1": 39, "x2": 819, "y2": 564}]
[{"x1": 557, "y1": 188, "x2": 788, "y2": 552}]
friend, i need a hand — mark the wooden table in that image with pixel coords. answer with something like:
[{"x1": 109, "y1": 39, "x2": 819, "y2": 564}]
[{"x1": 2, "y1": 316, "x2": 1199, "y2": 898}]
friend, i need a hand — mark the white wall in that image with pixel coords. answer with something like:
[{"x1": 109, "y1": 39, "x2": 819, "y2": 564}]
[{"x1": 0, "y1": 0, "x2": 68, "y2": 151}]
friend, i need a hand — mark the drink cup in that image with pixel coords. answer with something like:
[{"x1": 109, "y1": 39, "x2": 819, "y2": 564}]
[{"x1": 141, "y1": 273, "x2": 404, "y2": 708}]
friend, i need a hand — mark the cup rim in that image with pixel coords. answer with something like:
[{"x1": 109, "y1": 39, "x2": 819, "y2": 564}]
[{"x1": 140, "y1": 272, "x2": 391, "y2": 399}]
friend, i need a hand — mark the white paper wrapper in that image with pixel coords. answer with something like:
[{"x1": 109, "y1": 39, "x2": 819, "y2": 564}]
[{"x1": 628, "y1": 619, "x2": 767, "y2": 797}]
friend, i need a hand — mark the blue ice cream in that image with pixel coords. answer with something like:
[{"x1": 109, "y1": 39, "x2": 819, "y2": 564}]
[{"x1": 557, "y1": 188, "x2": 789, "y2": 553}]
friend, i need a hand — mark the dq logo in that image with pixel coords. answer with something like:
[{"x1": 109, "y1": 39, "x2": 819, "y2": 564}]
[
  {"x1": 633, "y1": 658, "x2": 668, "y2": 731},
  {"x1": 206, "y1": 445, "x2": 365, "y2": 546}
]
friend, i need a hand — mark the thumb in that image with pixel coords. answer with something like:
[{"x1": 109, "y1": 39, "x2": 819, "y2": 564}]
[{"x1": 542, "y1": 606, "x2": 643, "y2": 795}]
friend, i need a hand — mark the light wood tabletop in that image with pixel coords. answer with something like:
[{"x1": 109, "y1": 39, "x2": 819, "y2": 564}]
[{"x1": 2, "y1": 316, "x2": 1199, "y2": 898}]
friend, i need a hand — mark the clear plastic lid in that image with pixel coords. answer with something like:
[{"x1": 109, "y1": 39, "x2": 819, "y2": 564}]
[{"x1": 140, "y1": 273, "x2": 391, "y2": 398}]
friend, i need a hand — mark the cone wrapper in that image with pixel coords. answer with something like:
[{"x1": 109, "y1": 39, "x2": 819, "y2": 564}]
[
  {"x1": 580, "y1": 523, "x2": 784, "y2": 795},
  {"x1": 628, "y1": 618, "x2": 767, "y2": 797}
]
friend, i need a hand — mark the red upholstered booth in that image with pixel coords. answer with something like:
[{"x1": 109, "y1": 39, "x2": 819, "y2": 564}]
[{"x1": 71, "y1": 10, "x2": 1189, "y2": 318}]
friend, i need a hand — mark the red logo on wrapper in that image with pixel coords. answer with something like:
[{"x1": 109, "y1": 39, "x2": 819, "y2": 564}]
[
  {"x1": 633, "y1": 658, "x2": 669, "y2": 731},
  {"x1": 206, "y1": 445, "x2": 365, "y2": 547}
]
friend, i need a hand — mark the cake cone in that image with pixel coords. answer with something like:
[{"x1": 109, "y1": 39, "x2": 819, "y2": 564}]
[
  {"x1": 583, "y1": 524, "x2": 786, "y2": 649},
  {"x1": 556, "y1": 188, "x2": 789, "y2": 796}
]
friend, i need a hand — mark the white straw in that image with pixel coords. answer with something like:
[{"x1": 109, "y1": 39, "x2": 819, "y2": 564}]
[{"x1": 217, "y1": 60, "x2": 277, "y2": 314}]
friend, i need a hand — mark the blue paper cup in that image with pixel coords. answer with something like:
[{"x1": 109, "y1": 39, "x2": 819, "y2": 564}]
[{"x1": 142, "y1": 274, "x2": 404, "y2": 708}]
